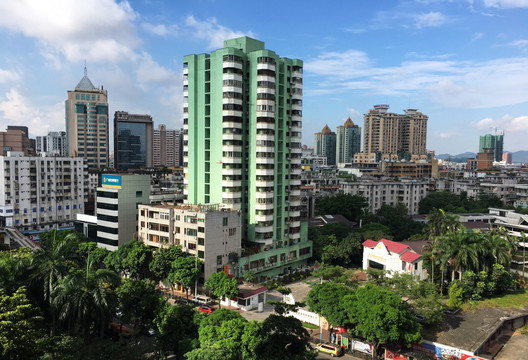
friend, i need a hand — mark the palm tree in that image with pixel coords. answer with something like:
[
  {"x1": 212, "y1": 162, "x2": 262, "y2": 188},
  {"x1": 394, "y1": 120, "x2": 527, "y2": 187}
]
[
  {"x1": 440, "y1": 228, "x2": 480, "y2": 282},
  {"x1": 426, "y1": 209, "x2": 462, "y2": 285},
  {"x1": 54, "y1": 255, "x2": 119, "y2": 342},
  {"x1": 481, "y1": 228, "x2": 514, "y2": 271},
  {"x1": 31, "y1": 231, "x2": 81, "y2": 336}
]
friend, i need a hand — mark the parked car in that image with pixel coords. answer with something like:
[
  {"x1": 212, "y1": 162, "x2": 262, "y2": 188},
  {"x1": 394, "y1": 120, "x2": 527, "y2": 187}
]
[
  {"x1": 415, "y1": 314, "x2": 426, "y2": 323},
  {"x1": 198, "y1": 306, "x2": 215, "y2": 314},
  {"x1": 316, "y1": 343, "x2": 343, "y2": 357}
]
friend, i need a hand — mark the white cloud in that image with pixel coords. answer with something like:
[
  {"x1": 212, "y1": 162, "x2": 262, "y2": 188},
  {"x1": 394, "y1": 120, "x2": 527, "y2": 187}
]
[
  {"x1": 483, "y1": 0, "x2": 528, "y2": 8},
  {"x1": 0, "y1": 69, "x2": 20, "y2": 83},
  {"x1": 472, "y1": 117, "x2": 495, "y2": 130},
  {"x1": 185, "y1": 15, "x2": 253, "y2": 49},
  {"x1": 472, "y1": 32, "x2": 484, "y2": 41},
  {"x1": 508, "y1": 39, "x2": 528, "y2": 51},
  {"x1": 0, "y1": 0, "x2": 139, "y2": 63},
  {"x1": 141, "y1": 22, "x2": 178, "y2": 37},
  {"x1": 0, "y1": 88, "x2": 64, "y2": 136},
  {"x1": 305, "y1": 49, "x2": 528, "y2": 109},
  {"x1": 135, "y1": 52, "x2": 179, "y2": 85},
  {"x1": 414, "y1": 12, "x2": 448, "y2": 29}
]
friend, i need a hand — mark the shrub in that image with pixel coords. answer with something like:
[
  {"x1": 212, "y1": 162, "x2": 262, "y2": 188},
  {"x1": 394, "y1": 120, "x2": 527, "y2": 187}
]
[{"x1": 448, "y1": 282, "x2": 463, "y2": 311}]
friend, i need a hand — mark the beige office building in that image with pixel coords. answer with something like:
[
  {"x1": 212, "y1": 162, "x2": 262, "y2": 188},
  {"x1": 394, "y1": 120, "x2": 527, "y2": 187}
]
[{"x1": 65, "y1": 67, "x2": 109, "y2": 168}]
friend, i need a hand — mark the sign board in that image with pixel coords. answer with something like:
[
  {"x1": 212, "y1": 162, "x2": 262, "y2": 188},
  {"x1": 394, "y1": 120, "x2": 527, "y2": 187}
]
[
  {"x1": 352, "y1": 340, "x2": 373, "y2": 355},
  {"x1": 101, "y1": 174, "x2": 122, "y2": 189}
]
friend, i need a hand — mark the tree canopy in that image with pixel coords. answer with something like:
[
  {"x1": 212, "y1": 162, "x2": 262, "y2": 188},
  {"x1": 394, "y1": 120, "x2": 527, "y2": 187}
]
[{"x1": 316, "y1": 193, "x2": 368, "y2": 223}]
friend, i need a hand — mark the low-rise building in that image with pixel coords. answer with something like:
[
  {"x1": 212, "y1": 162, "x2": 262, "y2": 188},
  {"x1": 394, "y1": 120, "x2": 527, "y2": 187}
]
[
  {"x1": 137, "y1": 203, "x2": 242, "y2": 281},
  {"x1": 362, "y1": 238, "x2": 426, "y2": 280}
]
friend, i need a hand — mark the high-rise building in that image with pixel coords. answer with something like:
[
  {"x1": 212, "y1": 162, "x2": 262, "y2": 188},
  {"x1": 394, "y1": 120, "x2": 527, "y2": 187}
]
[
  {"x1": 314, "y1": 125, "x2": 337, "y2": 165},
  {"x1": 153, "y1": 124, "x2": 183, "y2": 168},
  {"x1": 183, "y1": 37, "x2": 311, "y2": 282},
  {"x1": 0, "y1": 128, "x2": 31, "y2": 155},
  {"x1": 363, "y1": 105, "x2": 427, "y2": 157},
  {"x1": 336, "y1": 117, "x2": 361, "y2": 164},
  {"x1": 113, "y1": 111, "x2": 153, "y2": 169},
  {"x1": 502, "y1": 152, "x2": 512, "y2": 164},
  {"x1": 36, "y1": 131, "x2": 67, "y2": 156},
  {"x1": 65, "y1": 66, "x2": 109, "y2": 168},
  {"x1": 479, "y1": 134, "x2": 504, "y2": 162}
]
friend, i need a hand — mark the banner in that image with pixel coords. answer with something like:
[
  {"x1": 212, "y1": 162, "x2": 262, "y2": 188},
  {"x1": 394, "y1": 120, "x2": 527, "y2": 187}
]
[{"x1": 352, "y1": 340, "x2": 373, "y2": 355}]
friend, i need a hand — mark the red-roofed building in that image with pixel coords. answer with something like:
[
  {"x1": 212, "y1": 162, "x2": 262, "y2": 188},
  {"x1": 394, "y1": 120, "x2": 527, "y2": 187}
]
[{"x1": 362, "y1": 238, "x2": 427, "y2": 280}]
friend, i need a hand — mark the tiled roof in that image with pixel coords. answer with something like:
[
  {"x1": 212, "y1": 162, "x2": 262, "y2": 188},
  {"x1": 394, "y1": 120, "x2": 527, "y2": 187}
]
[
  {"x1": 400, "y1": 251, "x2": 422, "y2": 263},
  {"x1": 238, "y1": 286, "x2": 268, "y2": 299},
  {"x1": 362, "y1": 238, "x2": 410, "y2": 254}
]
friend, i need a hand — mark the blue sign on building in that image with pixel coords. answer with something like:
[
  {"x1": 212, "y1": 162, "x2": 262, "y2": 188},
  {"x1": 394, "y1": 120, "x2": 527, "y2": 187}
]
[{"x1": 101, "y1": 174, "x2": 122, "y2": 188}]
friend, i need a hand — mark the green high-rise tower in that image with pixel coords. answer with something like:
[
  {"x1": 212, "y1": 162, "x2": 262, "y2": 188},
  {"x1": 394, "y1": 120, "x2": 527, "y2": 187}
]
[
  {"x1": 183, "y1": 37, "x2": 312, "y2": 281},
  {"x1": 479, "y1": 133, "x2": 504, "y2": 162}
]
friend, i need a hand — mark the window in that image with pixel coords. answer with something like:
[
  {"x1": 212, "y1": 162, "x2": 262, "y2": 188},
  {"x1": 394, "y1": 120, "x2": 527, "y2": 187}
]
[
  {"x1": 229, "y1": 228, "x2": 236, "y2": 236},
  {"x1": 217, "y1": 255, "x2": 222, "y2": 265},
  {"x1": 198, "y1": 251, "x2": 204, "y2": 259},
  {"x1": 198, "y1": 226, "x2": 204, "y2": 233},
  {"x1": 198, "y1": 238, "x2": 204, "y2": 245},
  {"x1": 185, "y1": 228, "x2": 197, "y2": 236},
  {"x1": 136, "y1": 191, "x2": 142, "y2": 198},
  {"x1": 223, "y1": 217, "x2": 228, "y2": 226}
]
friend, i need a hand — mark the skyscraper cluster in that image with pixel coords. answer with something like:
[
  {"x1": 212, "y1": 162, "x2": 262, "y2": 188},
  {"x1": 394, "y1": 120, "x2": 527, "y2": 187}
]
[{"x1": 313, "y1": 118, "x2": 361, "y2": 165}]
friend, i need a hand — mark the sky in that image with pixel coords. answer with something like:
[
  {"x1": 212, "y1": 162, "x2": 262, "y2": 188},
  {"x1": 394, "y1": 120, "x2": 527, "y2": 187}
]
[{"x1": 0, "y1": 0, "x2": 528, "y2": 155}]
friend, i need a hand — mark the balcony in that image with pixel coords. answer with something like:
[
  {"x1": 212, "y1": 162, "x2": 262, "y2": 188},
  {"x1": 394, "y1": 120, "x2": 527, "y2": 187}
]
[
  {"x1": 257, "y1": 62, "x2": 276, "y2": 72},
  {"x1": 223, "y1": 61, "x2": 243, "y2": 70}
]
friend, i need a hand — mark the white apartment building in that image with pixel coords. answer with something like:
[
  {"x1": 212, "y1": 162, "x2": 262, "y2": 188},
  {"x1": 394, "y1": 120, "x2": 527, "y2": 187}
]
[
  {"x1": 341, "y1": 179, "x2": 428, "y2": 215},
  {"x1": 137, "y1": 203, "x2": 242, "y2": 281},
  {"x1": 0, "y1": 154, "x2": 87, "y2": 231},
  {"x1": 35, "y1": 131, "x2": 67, "y2": 157}
]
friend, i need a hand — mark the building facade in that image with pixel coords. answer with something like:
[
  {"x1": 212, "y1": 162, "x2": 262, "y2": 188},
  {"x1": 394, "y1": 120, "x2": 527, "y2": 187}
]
[
  {"x1": 314, "y1": 125, "x2": 337, "y2": 166},
  {"x1": 36, "y1": 131, "x2": 67, "y2": 156},
  {"x1": 363, "y1": 105, "x2": 428, "y2": 157},
  {"x1": 138, "y1": 203, "x2": 242, "y2": 281},
  {"x1": 336, "y1": 117, "x2": 361, "y2": 164},
  {"x1": 65, "y1": 67, "x2": 109, "y2": 168},
  {"x1": 479, "y1": 133, "x2": 504, "y2": 162},
  {"x1": 0, "y1": 155, "x2": 87, "y2": 231},
  {"x1": 0, "y1": 129, "x2": 31, "y2": 156},
  {"x1": 183, "y1": 37, "x2": 311, "y2": 281},
  {"x1": 153, "y1": 124, "x2": 182, "y2": 168},
  {"x1": 95, "y1": 174, "x2": 150, "y2": 250},
  {"x1": 114, "y1": 111, "x2": 153, "y2": 169}
]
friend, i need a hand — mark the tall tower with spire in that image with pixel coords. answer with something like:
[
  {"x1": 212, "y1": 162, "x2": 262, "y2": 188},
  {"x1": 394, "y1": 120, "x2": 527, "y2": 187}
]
[
  {"x1": 314, "y1": 124, "x2": 336, "y2": 165},
  {"x1": 65, "y1": 65, "x2": 109, "y2": 168}
]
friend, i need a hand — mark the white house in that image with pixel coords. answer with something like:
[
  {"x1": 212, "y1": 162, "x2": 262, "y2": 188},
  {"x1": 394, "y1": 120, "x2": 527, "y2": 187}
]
[{"x1": 362, "y1": 238, "x2": 427, "y2": 280}]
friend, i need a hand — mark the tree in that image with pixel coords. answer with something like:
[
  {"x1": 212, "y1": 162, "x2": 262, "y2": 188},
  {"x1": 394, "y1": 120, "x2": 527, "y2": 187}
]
[
  {"x1": 54, "y1": 256, "x2": 120, "y2": 342},
  {"x1": 154, "y1": 302, "x2": 199, "y2": 357},
  {"x1": 149, "y1": 244, "x2": 184, "y2": 281},
  {"x1": 116, "y1": 278, "x2": 165, "y2": 335},
  {"x1": 346, "y1": 284, "x2": 421, "y2": 358},
  {"x1": 243, "y1": 270, "x2": 256, "y2": 284},
  {"x1": 0, "y1": 248, "x2": 34, "y2": 295},
  {"x1": 168, "y1": 256, "x2": 201, "y2": 299},
  {"x1": 481, "y1": 229, "x2": 515, "y2": 271},
  {"x1": 418, "y1": 191, "x2": 463, "y2": 214},
  {"x1": 32, "y1": 229, "x2": 82, "y2": 336},
  {"x1": 316, "y1": 193, "x2": 368, "y2": 223},
  {"x1": 76, "y1": 241, "x2": 109, "y2": 268},
  {"x1": 306, "y1": 282, "x2": 353, "y2": 328},
  {"x1": 0, "y1": 286, "x2": 44, "y2": 359},
  {"x1": 105, "y1": 239, "x2": 153, "y2": 279},
  {"x1": 367, "y1": 203, "x2": 424, "y2": 241},
  {"x1": 312, "y1": 263, "x2": 348, "y2": 284},
  {"x1": 447, "y1": 282, "x2": 463, "y2": 311},
  {"x1": 204, "y1": 271, "x2": 238, "y2": 308}
]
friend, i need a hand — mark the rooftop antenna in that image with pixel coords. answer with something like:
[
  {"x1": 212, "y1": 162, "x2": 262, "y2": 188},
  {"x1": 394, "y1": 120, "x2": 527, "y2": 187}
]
[{"x1": 84, "y1": 60, "x2": 87, "y2": 76}]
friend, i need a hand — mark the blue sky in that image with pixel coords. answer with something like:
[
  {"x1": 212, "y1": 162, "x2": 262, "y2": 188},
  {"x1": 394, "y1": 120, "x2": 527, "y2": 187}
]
[{"x1": 0, "y1": 0, "x2": 527, "y2": 154}]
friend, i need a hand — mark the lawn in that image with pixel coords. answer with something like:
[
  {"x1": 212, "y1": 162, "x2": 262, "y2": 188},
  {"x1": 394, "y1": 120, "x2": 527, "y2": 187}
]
[{"x1": 463, "y1": 289, "x2": 528, "y2": 310}]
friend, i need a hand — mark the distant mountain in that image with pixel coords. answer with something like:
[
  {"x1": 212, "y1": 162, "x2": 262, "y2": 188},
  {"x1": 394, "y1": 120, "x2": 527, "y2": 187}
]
[
  {"x1": 511, "y1": 151, "x2": 528, "y2": 163},
  {"x1": 436, "y1": 152, "x2": 476, "y2": 162},
  {"x1": 436, "y1": 150, "x2": 528, "y2": 163}
]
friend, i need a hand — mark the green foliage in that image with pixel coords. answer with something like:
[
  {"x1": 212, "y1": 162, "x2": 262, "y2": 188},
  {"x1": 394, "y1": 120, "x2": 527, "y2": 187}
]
[
  {"x1": 154, "y1": 302, "x2": 199, "y2": 357},
  {"x1": 149, "y1": 244, "x2": 184, "y2": 281},
  {"x1": 77, "y1": 242, "x2": 109, "y2": 268},
  {"x1": 346, "y1": 284, "x2": 422, "y2": 355},
  {"x1": 0, "y1": 286, "x2": 44, "y2": 359},
  {"x1": 316, "y1": 193, "x2": 368, "y2": 222},
  {"x1": 167, "y1": 256, "x2": 201, "y2": 299},
  {"x1": 306, "y1": 282, "x2": 353, "y2": 328},
  {"x1": 419, "y1": 190, "x2": 504, "y2": 214},
  {"x1": 448, "y1": 282, "x2": 463, "y2": 310},
  {"x1": 366, "y1": 203, "x2": 425, "y2": 241},
  {"x1": 204, "y1": 271, "x2": 238, "y2": 307},
  {"x1": 116, "y1": 278, "x2": 165, "y2": 334},
  {"x1": 458, "y1": 264, "x2": 515, "y2": 302},
  {"x1": 0, "y1": 248, "x2": 33, "y2": 295},
  {"x1": 104, "y1": 240, "x2": 153, "y2": 280},
  {"x1": 313, "y1": 263, "x2": 348, "y2": 284},
  {"x1": 242, "y1": 270, "x2": 256, "y2": 283}
]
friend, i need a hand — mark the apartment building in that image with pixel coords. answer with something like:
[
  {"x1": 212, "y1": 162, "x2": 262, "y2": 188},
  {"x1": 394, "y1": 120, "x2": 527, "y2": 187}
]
[
  {"x1": 184, "y1": 36, "x2": 312, "y2": 281},
  {"x1": 153, "y1": 125, "x2": 182, "y2": 168},
  {"x1": 336, "y1": 117, "x2": 361, "y2": 164},
  {"x1": 36, "y1": 131, "x2": 67, "y2": 156},
  {"x1": 0, "y1": 154, "x2": 87, "y2": 231},
  {"x1": 138, "y1": 203, "x2": 242, "y2": 281},
  {"x1": 314, "y1": 125, "x2": 337, "y2": 165}
]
